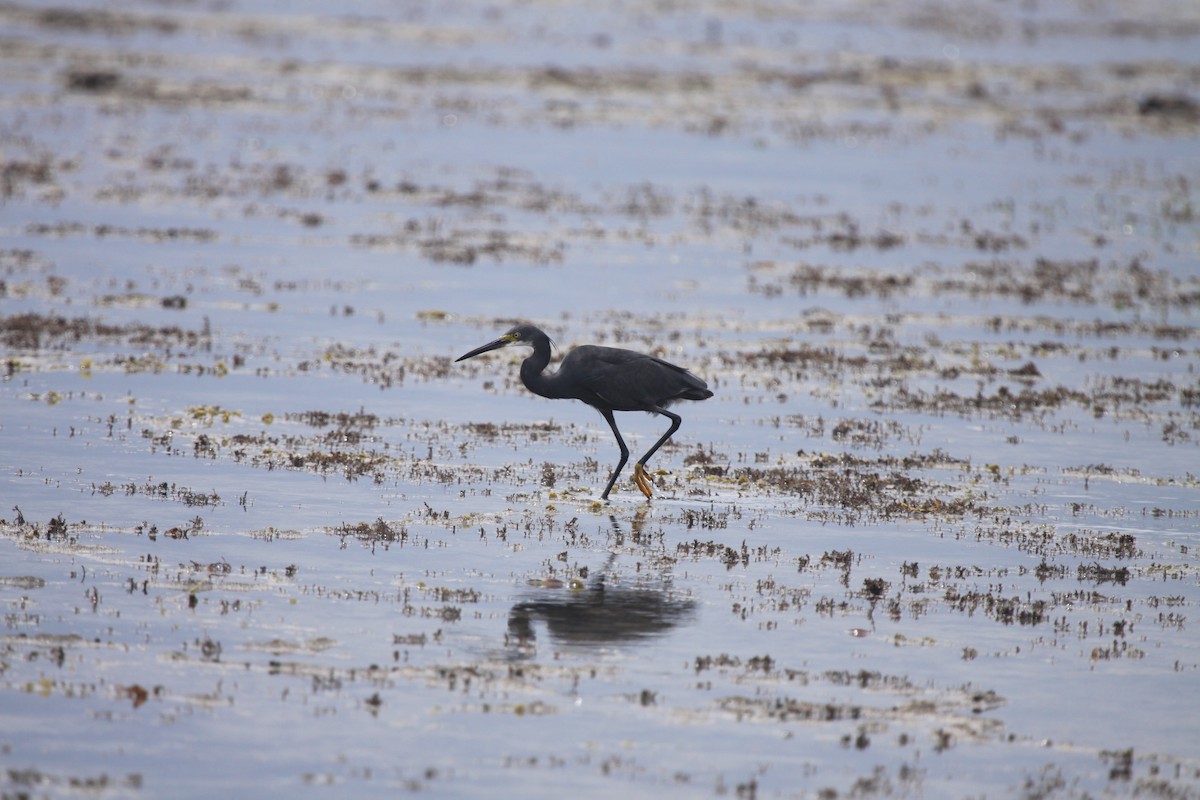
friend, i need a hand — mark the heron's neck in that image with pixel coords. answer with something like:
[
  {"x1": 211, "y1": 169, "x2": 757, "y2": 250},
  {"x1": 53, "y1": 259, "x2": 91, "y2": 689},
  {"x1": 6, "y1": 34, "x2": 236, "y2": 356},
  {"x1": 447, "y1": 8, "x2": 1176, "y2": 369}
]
[{"x1": 520, "y1": 341, "x2": 567, "y2": 400}]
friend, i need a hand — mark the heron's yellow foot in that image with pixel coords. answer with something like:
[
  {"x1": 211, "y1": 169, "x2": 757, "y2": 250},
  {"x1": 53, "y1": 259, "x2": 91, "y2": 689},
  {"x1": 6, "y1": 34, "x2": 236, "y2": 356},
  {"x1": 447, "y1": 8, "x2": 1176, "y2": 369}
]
[{"x1": 633, "y1": 463, "x2": 654, "y2": 499}]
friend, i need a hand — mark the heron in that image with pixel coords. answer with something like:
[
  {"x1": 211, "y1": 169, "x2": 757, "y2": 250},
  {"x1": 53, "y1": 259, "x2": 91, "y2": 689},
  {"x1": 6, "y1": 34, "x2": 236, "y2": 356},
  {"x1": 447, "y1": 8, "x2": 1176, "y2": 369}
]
[{"x1": 455, "y1": 323, "x2": 713, "y2": 500}]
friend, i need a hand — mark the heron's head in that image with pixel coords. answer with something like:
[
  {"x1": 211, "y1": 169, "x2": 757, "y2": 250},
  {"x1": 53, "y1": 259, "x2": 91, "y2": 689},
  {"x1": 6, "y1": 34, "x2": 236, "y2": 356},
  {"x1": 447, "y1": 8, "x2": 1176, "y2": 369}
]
[{"x1": 455, "y1": 323, "x2": 552, "y2": 362}]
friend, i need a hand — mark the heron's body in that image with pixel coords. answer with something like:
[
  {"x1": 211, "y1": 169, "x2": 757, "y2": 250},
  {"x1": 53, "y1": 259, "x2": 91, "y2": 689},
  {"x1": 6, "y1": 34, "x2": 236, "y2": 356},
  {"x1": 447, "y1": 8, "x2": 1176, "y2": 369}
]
[{"x1": 456, "y1": 324, "x2": 712, "y2": 500}]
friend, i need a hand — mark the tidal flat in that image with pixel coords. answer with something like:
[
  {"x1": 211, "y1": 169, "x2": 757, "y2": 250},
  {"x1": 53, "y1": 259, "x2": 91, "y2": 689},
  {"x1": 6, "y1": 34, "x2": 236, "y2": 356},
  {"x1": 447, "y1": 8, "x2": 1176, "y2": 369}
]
[{"x1": 2, "y1": 1, "x2": 1198, "y2": 797}]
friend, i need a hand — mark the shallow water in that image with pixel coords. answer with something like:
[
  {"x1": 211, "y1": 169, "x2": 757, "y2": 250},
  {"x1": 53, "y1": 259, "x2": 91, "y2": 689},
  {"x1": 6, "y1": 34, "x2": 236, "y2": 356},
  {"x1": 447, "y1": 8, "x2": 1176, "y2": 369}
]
[{"x1": 3, "y1": 0, "x2": 1199, "y2": 797}]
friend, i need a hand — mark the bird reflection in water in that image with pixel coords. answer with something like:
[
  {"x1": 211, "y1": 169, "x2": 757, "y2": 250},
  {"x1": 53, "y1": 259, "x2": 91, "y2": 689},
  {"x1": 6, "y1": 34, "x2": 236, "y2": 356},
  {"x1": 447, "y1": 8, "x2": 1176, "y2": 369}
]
[{"x1": 506, "y1": 519, "x2": 696, "y2": 654}]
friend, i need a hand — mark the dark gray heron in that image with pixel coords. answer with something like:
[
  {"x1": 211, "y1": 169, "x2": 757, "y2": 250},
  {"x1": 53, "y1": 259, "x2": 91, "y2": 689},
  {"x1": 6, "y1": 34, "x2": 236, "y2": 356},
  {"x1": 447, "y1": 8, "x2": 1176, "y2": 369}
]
[{"x1": 455, "y1": 323, "x2": 713, "y2": 500}]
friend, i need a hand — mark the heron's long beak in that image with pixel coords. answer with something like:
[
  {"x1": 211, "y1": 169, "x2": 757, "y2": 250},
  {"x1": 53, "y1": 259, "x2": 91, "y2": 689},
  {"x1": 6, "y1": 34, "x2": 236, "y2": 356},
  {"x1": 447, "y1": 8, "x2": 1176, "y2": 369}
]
[{"x1": 455, "y1": 333, "x2": 515, "y2": 362}]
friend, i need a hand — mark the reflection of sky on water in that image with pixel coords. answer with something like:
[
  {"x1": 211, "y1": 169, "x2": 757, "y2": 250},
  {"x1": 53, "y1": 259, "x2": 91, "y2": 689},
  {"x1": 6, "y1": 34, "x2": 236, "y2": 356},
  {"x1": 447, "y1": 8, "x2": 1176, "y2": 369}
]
[{"x1": 2, "y1": 0, "x2": 1199, "y2": 797}]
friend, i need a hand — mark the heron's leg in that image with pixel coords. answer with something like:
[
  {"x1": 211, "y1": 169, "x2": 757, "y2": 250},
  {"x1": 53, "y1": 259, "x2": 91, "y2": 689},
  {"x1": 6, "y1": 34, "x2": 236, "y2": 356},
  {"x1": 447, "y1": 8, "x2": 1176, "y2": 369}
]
[
  {"x1": 638, "y1": 409, "x2": 682, "y2": 467},
  {"x1": 598, "y1": 409, "x2": 630, "y2": 500},
  {"x1": 633, "y1": 408, "x2": 682, "y2": 498}
]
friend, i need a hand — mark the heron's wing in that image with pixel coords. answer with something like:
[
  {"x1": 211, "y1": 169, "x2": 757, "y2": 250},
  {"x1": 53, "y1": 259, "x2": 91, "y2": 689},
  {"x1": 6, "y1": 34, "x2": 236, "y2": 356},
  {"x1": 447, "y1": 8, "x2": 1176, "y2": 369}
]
[{"x1": 564, "y1": 345, "x2": 708, "y2": 411}]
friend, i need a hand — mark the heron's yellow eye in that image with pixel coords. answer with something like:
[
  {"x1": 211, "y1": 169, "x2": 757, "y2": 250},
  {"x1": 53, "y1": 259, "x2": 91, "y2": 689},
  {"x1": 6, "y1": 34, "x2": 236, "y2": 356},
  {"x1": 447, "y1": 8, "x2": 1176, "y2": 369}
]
[{"x1": 503, "y1": 332, "x2": 520, "y2": 343}]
